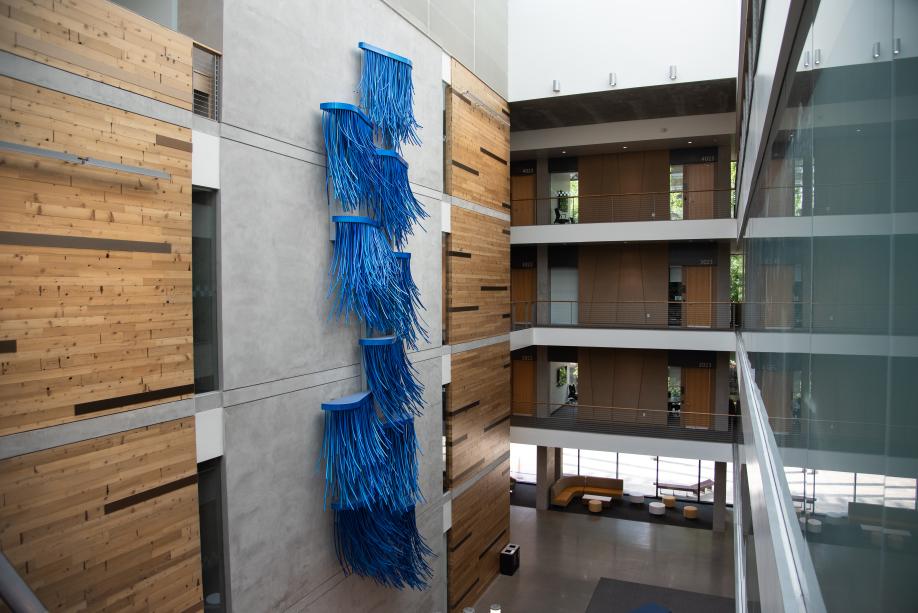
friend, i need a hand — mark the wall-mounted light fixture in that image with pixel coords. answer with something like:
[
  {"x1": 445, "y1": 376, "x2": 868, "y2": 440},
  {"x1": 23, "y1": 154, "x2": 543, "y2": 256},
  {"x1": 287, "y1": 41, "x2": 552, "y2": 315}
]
[
  {"x1": 552, "y1": 79, "x2": 561, "y2": 93},
  {"x1": 894, "y1": 38, "x2": 901, "y2": 55},
  {"x1": 872, "y1": 42, "x2": 881, "y2": 59},
  {"x1": 669, "y1": 65, "x2": 677, "y2": 80},
  {"x1": 609, "y1": 72, "x2": 617, "y2": 87}
]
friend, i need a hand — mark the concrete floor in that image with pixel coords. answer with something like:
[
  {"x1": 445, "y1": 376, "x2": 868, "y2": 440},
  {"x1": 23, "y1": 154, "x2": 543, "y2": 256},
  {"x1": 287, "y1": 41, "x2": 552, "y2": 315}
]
[{"x1": 474, "y1": 506, "x2": 734, "y2": 613}]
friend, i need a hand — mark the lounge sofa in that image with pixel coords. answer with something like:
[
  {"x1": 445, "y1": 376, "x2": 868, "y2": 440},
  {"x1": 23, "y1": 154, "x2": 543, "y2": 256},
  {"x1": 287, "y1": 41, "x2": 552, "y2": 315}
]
[{"x1": 550, "y1": 476, "x2": 624, "y2": 507}]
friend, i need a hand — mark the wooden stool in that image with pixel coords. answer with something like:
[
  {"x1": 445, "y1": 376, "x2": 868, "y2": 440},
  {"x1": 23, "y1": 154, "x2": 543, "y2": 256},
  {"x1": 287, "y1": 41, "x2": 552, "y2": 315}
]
[
  {"x1": 683, "y1": 505, "x2": 698, "y2": 520},
  {"x1": 588, "y1": 499, "x2": 602, "y2": 513},
  {"x1": 662, "y1": 495, "x2": 676, "y2": 508}
]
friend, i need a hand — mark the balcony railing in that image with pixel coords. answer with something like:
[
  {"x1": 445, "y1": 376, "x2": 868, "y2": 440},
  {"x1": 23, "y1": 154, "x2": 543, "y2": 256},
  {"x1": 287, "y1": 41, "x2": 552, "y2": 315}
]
[
  {"x1": 511, "y1": 402, "x2": 740, "y2": 444},
  {"x1": 511, "y1": 300, "x2": 741, "y2": 330},
  {"x1": 510, "y1": 189, "x2": 735, "y2": 226},
  {"x1": 193, "y1": 41, "x2": 221, "y2": 121}
]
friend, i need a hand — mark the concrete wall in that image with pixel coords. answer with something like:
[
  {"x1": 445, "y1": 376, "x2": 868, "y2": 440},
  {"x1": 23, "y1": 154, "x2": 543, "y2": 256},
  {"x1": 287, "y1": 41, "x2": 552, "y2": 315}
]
[
  {"x1": 508, "y1": 0, "x2": 739, "y2": 101},
  {"x1": 216, "y1": 0, "x2": 448, "y2": 610},
  {"x1": 384, "y1": 0, "x2": 509, "y2": 97}
]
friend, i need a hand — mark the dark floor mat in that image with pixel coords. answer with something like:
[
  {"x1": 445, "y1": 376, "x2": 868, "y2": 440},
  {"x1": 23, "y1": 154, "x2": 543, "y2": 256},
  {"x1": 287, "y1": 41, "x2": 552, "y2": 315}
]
[{"x1": 585, "y1": 577, "x2": 734, "y2": 613}]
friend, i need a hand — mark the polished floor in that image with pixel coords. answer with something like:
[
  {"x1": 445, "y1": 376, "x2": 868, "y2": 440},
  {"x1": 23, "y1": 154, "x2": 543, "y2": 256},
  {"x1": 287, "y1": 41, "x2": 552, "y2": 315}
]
[{"x1": 474, "y1": 506, "x2": 734, "y2": 613}]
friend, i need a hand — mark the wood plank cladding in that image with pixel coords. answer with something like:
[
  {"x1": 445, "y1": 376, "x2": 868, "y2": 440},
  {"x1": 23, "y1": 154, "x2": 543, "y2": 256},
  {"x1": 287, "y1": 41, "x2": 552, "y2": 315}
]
[
  {"x1": 0, "y1": 75, "x2": 193, "y2": 436},
  {"x1": 0, "y1": 417, "x2": 204, "y2": 611},
  {"x1": 0, "y1": 0, "x2": 194, "y2": 110},
  {"x1": 578, "y1": 243, "x2": 668, "y2": 327},
  {"x1": 447, "y1": 458, "x2": 510, "y2": 613},
  {"x1": 578, "y1": 348, "x2": 668, "y2": 424},
  {"x1": 578, "y1": 150, "x2": 669, "y2": 222},
  {"x1": 446, "y1": 342, "x2": 510, "y2": 490},
  {"x1": 448, "y1": 206, "x2": 510, "y2": 344},
  {"x1": 444, "y1": 60, "x2": 510, "y2": 213}
]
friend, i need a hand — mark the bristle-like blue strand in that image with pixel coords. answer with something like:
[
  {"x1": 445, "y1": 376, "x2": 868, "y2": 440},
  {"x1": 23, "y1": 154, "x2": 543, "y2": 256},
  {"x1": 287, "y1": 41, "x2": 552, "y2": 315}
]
[
  {"x1": 320, "y1": 392, "x2": 388, "y2": 510},
  {"x1": 329, "y1": 216, "x2": 406, "y2": 333},
  {"x1": 380, "y1": 417, "x2": 424, "y2": 512},
  {"x1": 320, "y1": 103, "x2": 378, "y2": 210},
  {"x1": 359, "y1": 336, "x2": 424, "y2": 422},
  {"x1": 373, "y1": 150, "x2": 428, "y2": 248},
  {"x1": 333, "y1": 504, "x2": 434, "y2": 590},
  {"x1": 358, "y1": 45, "x2": 421, "y2": 150},
  {"x1": 392, "y1": 252, "x2": 429, "y2": 349}
]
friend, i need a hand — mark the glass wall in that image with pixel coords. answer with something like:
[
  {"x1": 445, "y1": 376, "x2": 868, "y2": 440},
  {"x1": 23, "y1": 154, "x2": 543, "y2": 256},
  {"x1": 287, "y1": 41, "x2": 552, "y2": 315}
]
[
  {"x1": 192, "y1": 189, "x2": 219, "y2": 392},
  {"x1": 740, "y1": 0, "x2": 918, "y2": 609}
]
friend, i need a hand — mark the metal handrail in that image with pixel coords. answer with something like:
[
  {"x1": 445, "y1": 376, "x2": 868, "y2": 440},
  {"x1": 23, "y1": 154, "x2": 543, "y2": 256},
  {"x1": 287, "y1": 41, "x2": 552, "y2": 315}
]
[
  {"x1": 510, "y1": 188, "x2": 737, "y2": 202},
  {"x1": 511, "y1": 300, "x2": 741, "y2": 331},
  {"x1": 192, "y1": 41, "x2": 221, "y2": 121},
  {"x1": 0, "y1": 140, "x2": 170, "y2": 180},
  {"x1": 0, "y1": 551, "x2": 45, "y2": 612}
]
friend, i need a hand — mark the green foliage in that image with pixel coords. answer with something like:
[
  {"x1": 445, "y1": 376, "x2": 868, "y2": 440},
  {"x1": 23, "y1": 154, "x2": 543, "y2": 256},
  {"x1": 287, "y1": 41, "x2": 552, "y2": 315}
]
[{"x1": 730, "y1": 254, "x2": 744, "y2": 302}]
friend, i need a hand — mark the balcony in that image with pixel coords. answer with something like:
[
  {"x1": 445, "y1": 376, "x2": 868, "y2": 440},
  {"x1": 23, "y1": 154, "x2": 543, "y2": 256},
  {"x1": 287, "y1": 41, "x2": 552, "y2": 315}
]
[
  {"x1": 512, "y1": 300, "x2": 740, "y2": 330},
  {"x1": 192, "y1": 42, "x2": 221, "y2": 121},
  {"x1": 510, "y1": 189, "x2": 737, "y2": 244}
]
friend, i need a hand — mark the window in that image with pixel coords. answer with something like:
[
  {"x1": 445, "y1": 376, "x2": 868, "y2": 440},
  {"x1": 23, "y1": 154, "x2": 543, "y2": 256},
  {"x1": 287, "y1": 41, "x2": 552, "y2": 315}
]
[
  {"x1": 549, "y1": 171, "x2": 579, "y2": 224},
  {"x1": 510, "y1": 443, "x2": 537, "y2": 483},
  {"x1": 192, "y1": 189, "x2": 219, "y2": 392},
  {"x1": 198, "y1": 458, "x2": 227, "y2": 611}
]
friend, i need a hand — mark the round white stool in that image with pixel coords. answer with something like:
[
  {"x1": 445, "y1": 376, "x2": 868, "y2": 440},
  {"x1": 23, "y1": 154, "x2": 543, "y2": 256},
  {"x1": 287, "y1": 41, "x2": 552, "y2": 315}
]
[
  {"x1": 627, "y1": 494, "x2": 645, "y2": 504},
  {"x1": 649, "y1": 501, "x2": 665, "y2": 516},
  {"x1": 806, "y1": 519, "x2": 822, "y2": 534}
]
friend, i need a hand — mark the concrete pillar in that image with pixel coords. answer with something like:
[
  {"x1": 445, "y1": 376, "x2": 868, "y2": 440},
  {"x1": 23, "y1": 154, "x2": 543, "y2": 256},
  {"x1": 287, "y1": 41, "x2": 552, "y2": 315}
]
[
  {"x1": 713, "y1": 461, "x2": 728, "y2": 532},
  {"x1": 536, "y1": 244, "x2": 550, "y2": 325},
  {"x1": 536, "y1": 156, "x2": 550, "y2": 225},
  {"x1": 536, "y1": 445, "x2": 558, "y2": 510},
  {"x1": 535, "y1": 346, "x2": 550, "y2": 417},
  {"x1": 714, "y1": 351, "x2": 730, "y2": 432},
  {"x1": 553, "y1": 447, "x2": 563, "y2": 481}
]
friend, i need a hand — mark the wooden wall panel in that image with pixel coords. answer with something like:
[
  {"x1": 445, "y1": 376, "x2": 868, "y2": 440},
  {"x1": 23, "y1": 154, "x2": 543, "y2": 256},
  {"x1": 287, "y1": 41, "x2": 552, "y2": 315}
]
[
  {"x1": 510, "y1": 173, "x2": 535, "y2": 226},
  {"x1": 0, "y1": 75, "x2": 193, "y2": 436},
  {"x1": 577, "y1": 348, "x2": 667, "y2": 425},
  {"x1": 0, "y1": 417, "x2": 203, "y2": 611},
  {"x1": 510, "y1": 267, "x2": 535, "y2": 324},
  {"x1": 446, "y1": 342, "x2": 510, "y2": 489},
  {"x1": 445, "y1": 60, "x2": 510, "y2": 213},
  {"x1": 578, "y1": 150, "x2": 670, "y2": 222},
  {"x1": 0, "y1": 0, "x2": 194, "y2": 109},
  {"x1": 447, "y1": 458, "x2": 510, "y2": 613},
  {"x1": 447, "y1": 206, "x2": 510, "y2": 344},
  {"x1": 578, "y1": 243, "x2": 668, "y2": 327}
]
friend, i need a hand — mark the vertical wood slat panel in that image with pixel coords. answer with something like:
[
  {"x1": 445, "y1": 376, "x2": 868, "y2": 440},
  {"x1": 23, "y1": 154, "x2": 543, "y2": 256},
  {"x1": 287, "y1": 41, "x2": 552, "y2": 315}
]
[
  {"x1": 0, "y1": 417, "x2": 203, "y2": 612},
  {"x1": 0, "y1": 75, "x2": 193, "y2": 436}
]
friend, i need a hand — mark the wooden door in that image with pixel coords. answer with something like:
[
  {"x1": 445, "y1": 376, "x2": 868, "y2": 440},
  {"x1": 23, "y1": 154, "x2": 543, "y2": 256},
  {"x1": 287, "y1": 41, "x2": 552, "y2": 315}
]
[
  {"x1": 682, "y1": 367, "x2": 713, "y2": 429},
  {"x1": 512, "y1": 359, "x2": 536, "y2": 415},
  {"x1": 764, "y1": 265, "x2": 795, "y2": 328},
  {"x1": 761, "y1": 369, "x2": 793, "y2": 433},
  {"x1": 511, "y1": 267, "x2": 536, "y2": 326},
  {"x1": 511, "y1": 174, "x2": 536, "y2": 226},
  {"x1": 684, "y1": 265, "x2": 714, "y2": 327},
  {"x1": 685, "y1": 163, "x2": 715, "y2": 219}
]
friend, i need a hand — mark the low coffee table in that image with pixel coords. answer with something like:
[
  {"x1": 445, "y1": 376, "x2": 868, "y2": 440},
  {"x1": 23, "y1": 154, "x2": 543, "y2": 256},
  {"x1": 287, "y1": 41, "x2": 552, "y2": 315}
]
[{"x1": 582, "y1": 494, "x2": 613, "y2": 508}]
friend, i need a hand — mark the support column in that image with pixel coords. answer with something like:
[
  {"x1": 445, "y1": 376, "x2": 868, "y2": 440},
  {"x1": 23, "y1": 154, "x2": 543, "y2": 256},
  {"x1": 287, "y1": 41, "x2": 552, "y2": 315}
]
[
  {"x1": 536, "y1": 445, "x2": 558, "y2": 510},
  {"x1": 535, "y1": 346, "x2": 550, "y2": 417},
  {"x1": 714, "y1": 351, "x2": 730, "y2": 432},
  {"x1": 713, "y1": 461, "x2": 728, "y2": 532},
  {"x1": 536, "y1": 244, "x2": 550, "y2": 326}
]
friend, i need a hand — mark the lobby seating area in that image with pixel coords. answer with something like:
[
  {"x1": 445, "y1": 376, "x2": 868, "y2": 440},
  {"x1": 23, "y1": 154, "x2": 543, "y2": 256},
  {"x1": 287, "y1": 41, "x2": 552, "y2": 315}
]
[{"x1": 551, "y1": 475, "x2": 624, "y2": 507}]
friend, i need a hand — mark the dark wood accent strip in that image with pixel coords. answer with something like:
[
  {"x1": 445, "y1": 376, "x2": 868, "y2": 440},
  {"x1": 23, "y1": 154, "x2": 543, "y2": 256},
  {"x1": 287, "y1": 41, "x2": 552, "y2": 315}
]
[
  {"x1": 448, "y1": 305, "x2": 479, "y2": 313},
  {"x1": 452, "y1": 400, "x2": 480, "y2": 416},
  {"x1": 480, "y1": 286, "x2": 507, "y2": 292},
  {"x1": 0, "y1": 231, "x2": 171, "y2": 254},
  {"x1": 447, "y1": 433, "x2": 469, "y2": 447},
  {"x1": 502, "y1": 228, "x2": 511, "y2": 235},
  {"x1": 104, "y1": 474, "x2": 198, "y2": 515},
  {"x1": 484, "y1": 414, "x2": 511, "y2": 432},
  {"x1": 450, "y1": 578, "x2": 480, "y2": 609},
  {"x1": 501, "y1": 313, "x2": 511, "y2": 318},
  {"x1": 479, "y1": 147, "x2": 507, "y2": 165},
  {"x1": 501, "y1": 108, "x2": 511, "y2": 117},
  {"x1": 453, "y1": 458, "x2": 486, "y2": 484},
  {"x1": 74, "y1": 384, "x2": 195, "y2": 415},
  {"x1": 448, "y1": 250, "x2": 472, "y2": 259},
  {"x1": 503, "y1": 362, "x2": 511, "y2": 369},
  {"x1": 501, "y1": 202, "x2": 512, "y2": 210},
  {"x1": 179, "y1": 602, "x2": 205, "y2": 613},
  {"x1": 155, "y1": 134, "x2": 193, "y2": 152},
  {"x1": 0, "y1": 340, "x2": 16, "y2": 353},
  {"x1": 449, "y1": 531, "x2": 473, "y2": 553},
  {"x1": 454, "y1": 91, "x2": 473, "y2": 105},
  {"x1": 451, "y1": 160, "x2": 480, "y2": 176},
  {"x1": 478, "y1": 529, "x2": 507, "y2": 559}
]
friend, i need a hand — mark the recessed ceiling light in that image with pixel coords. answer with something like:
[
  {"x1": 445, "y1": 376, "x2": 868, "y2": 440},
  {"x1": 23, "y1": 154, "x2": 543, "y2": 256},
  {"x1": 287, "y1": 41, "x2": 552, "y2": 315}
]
[
  {"x1": 561, "y1": 150, "x2": 566, "y2": 154},
  {"x1": 622, "y1": 146, "x2": 628, "y2": 149},
  {"x1": 687, "y1": 141, "x2": 693, "y2": 144}
]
